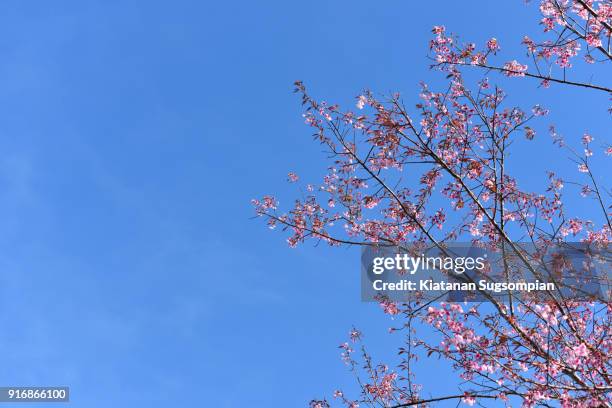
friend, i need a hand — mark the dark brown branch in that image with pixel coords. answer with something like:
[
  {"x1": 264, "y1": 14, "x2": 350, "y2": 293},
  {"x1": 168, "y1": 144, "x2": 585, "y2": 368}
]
[
  {"x1": 448, "y1": 61, "x2": 612, "y2": 93},
  {"x1": 391, "y1": 392, "x2": 513, "y2": 407}
]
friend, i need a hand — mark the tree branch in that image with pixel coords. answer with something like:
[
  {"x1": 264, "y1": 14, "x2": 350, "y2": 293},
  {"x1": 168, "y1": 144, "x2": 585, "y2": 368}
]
[{"x1": 449, "y1": 61, "x2": 612, "y2": 93}]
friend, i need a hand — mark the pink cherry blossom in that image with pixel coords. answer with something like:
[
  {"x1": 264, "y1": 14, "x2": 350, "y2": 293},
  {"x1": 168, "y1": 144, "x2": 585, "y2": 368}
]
[
  {"x1": 503, "y1": 60, "x2": 528, "y2": 76},
  {"x1": 462, "y1": 394, "x2": 476, "y2": 406},
  {"x1": 256, "y1": 4, "x2": 612, "y2": 407},
  {"x1": 486, "y1": 37, "x2": 500, "y2": 52},
  {"x1": 432, "y1": 25, "x2": 445, "y2": 34}
]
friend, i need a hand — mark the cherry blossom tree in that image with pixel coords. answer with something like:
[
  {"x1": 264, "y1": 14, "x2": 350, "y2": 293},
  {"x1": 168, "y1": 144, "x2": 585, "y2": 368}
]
[{"x1": 253, "y1": 1, "x2": 611, "y2": 406}]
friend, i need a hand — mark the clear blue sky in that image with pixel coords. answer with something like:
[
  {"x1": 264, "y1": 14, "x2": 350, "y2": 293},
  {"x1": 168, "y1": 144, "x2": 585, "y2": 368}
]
[{"x1": 0, "y1": 1, "x2": 608, "y2": 407}]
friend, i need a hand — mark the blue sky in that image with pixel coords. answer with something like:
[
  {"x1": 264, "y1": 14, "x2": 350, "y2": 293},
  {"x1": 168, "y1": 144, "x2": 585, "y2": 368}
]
[{"x1": 0, "y1": 1, "x2": 609, "y2": 407}]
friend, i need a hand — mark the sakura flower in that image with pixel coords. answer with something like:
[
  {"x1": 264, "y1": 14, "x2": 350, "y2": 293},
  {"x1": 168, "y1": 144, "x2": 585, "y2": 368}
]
[
  {"x1": 532, "y1": 104, "x2": 549, "y2": 116},
  {"x1": 541, "y1": 17, "x2": 555, "y2": 31},
  {"x1": 572, "y1": 343, "x2": 590, "y2": 358},
  {"x1": 585, "y1": 33, "x2": 602, "y2": 47},
  {"x1": 251, "y1": 195, "x2": 278, "y2": 213},
  {"x1": 379, "y1": 299, "x2": 400, "y2": 315},
  {"x1": 267, "y1": 218, "x2": 277, "y2": 230},
  {"x1": 364, "y1": 196, "x2": 380, "y2": 209},
  {"x1": 356, "y1": 95, "x2": 367, "y2": 110},
  {"x1": 486, "y1": 37, "x2": 500, "y2": 52},
  {"x1": 567, "y1": 218, "x2": 582, "y2": 235},
  {"x1": 349, "y1": 328, "x2": 362, "y2": 342},
  {"x1": 503, "y1": 60, "x2": 528, "y2": 76},
  {"x1": 287, "y1": 172, "x2": 299, "y2": 182},
  {"x1": 462, "y1": 394, "x2": 476, "y2": 406},
  {"x1": 522, "y1": 35, "x2": 536, "y2": 52},
  {"x1": 580, "y1": 185, "x2": 591, "y2": 197}
]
